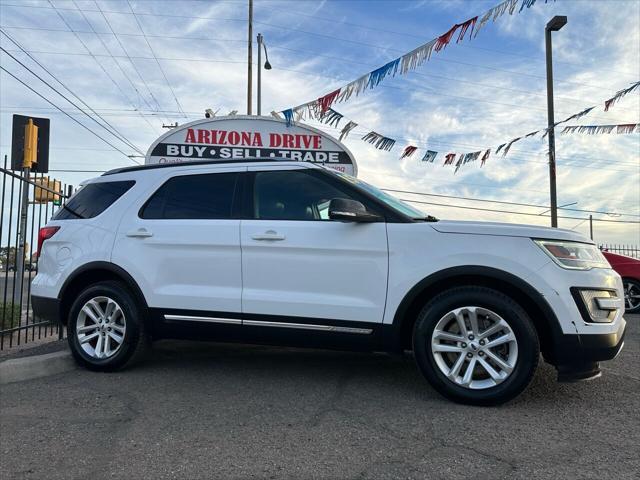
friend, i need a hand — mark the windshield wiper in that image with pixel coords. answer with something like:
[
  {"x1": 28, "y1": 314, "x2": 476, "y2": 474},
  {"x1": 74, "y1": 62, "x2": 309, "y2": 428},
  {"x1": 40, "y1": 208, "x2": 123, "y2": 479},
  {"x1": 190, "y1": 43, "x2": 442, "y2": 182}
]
[{"x1": 416, "y1": 215, "x2": 439, "y2": 222}]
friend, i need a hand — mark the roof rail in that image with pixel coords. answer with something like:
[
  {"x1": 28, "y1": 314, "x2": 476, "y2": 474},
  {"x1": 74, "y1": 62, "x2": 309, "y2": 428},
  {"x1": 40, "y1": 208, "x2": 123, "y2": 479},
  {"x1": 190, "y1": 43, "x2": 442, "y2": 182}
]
[{"x1": 102, "y1": 158, "x2": 296, "y2": 176}]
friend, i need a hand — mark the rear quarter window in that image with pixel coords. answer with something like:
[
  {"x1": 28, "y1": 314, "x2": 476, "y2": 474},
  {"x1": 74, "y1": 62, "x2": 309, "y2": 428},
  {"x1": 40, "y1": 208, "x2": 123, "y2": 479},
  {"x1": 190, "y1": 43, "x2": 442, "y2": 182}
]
[
  {"x1": 139, "y1": 172, "x2": 238, "y2": 219},
  {"x1": 53, "y1": 180, "x2": 135, "y2": 220}
]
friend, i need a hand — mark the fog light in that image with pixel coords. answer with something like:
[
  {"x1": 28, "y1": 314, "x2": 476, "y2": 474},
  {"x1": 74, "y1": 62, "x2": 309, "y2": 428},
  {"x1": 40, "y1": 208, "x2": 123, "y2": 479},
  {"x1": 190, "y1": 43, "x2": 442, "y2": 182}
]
[{"x1": 578, "y1": 289, "x2": 619, "y2": 323}]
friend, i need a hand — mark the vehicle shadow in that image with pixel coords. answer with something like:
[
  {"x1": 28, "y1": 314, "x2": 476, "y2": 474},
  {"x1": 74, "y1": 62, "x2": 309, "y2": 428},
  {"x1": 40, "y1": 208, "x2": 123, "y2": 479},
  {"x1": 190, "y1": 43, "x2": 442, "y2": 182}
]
[{"x1": 134, "y1": 338, "x2": 624, "y2": 409}]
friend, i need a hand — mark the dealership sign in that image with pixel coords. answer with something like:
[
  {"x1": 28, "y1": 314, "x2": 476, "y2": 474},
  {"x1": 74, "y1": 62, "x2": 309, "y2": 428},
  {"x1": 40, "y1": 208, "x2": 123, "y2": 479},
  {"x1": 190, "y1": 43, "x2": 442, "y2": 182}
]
[{"x1": 145, "y1": 116, "x2": 358, "y2": 176}]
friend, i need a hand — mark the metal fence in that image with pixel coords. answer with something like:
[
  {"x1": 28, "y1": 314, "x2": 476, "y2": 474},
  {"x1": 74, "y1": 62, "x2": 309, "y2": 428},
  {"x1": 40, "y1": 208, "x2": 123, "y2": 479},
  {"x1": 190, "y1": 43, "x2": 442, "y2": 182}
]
[
  {"x1": 600, "y1": 244, "x2": 640, "y2": 259},
  {"x1": 0, "y1": 155, "x2": 71, "y2": 350}
]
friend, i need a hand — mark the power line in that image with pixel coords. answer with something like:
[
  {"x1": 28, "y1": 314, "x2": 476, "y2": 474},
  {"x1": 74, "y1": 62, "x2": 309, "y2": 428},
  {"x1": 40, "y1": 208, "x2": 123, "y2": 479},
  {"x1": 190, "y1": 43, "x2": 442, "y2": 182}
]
[
  {"x1": 260, "y1": 5, "x2": 640, "y2": 78},
  {"x1": 274, "y1": 65, "x2": 638, "y2": 125},
  {"x1": 0, "y1": 65, "x2": 140, "y2": 163},
  {"x1": 399, "y1": 198, "x2": 640, "y2": 224},
  {"x1": 0, "y1": 30, "x2": 146, "y2": 155},
  {"x1": 268, "y1": 44, "x2": 638, "y2": 113},
  {"x1": 0, "y1": 47, "x2": 256, "y2": 64},
  {"x1": 381, "y1": 188, "x2": 639, "y2": 218},
  {"x1": 3, "y1": 43, "x2": 637, "y2": 115},
  {"x1": 0, "y1": 22, "x2": 634, "y2": 95},
  {"x1": 308, "y1": 123, "x2": 640, "y2": 171},
  {"x1": 0, "y1": 45, "x2": 146, "y2": 156},
  {"x1": 4, "y1": 1, "x2": 636, "y2": 90},
  {"x1": 126, "y1": 0, "x2": 187, "y2": 118},
  {"x1": 26, "y1": 166, "x2": 640, "y2": 223},
  {"x1": 69, "y1": 0, "x2": 160, "y2": 136},
  {"x1": 45, "y1": 0, "x2": 143, "y2": 120},
  {"x1": 93, "y1": 0, "x2": 171, "y2": 124}
]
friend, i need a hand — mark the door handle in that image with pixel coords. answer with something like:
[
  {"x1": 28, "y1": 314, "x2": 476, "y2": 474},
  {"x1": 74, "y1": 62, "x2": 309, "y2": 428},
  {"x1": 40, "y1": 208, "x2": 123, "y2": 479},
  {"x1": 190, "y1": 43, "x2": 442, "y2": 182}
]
[
  {"x1": 251, "y1": 230, "x2": 285, "y2": 241},
  {"x1": 126, "y1": 228, "x2": 153, "y2": 238}
]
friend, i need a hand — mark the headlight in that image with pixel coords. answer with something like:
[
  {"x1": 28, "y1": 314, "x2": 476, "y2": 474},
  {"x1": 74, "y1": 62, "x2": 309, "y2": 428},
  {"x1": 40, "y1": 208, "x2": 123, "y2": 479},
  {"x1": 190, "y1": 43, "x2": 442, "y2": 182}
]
[{"x1": 534, "y1": 239, "x2": 610, "y2": 270}]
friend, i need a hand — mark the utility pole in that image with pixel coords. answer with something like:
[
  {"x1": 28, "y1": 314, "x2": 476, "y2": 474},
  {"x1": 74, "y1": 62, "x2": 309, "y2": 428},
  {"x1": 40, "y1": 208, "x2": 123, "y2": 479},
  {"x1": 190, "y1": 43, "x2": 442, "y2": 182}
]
[
  {"x1": 257, "y1": 33, "x2": 263, "y2": 116},
  {"x1": 247, "y1": 0, "x2": 253, "y2": 115},
  {"x1": 13, "y1": 118, "x2": 37, "y2": 305},
  {"x1": 545, "y1": 16, "x2": 567, "y2": 228},
  {"x1": 589, "y1": 215, "x2": 593, "y2": 240}
]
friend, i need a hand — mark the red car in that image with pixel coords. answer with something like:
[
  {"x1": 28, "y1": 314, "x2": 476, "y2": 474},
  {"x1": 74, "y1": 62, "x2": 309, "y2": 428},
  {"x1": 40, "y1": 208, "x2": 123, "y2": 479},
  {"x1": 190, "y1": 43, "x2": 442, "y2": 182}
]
[{"x1": 602, "y1": 251, "x2": 640, "y2": 313}]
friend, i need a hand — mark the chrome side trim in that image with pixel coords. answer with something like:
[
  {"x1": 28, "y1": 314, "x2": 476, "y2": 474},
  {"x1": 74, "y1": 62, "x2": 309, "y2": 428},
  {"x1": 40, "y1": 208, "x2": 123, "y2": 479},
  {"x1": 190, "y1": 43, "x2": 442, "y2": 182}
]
[
  {"x1": 164, "y1": 314, "x2": 241, "y2": 325},
  {"x1": 243, "y1": 319, "x2": 372, "y2": 335}
]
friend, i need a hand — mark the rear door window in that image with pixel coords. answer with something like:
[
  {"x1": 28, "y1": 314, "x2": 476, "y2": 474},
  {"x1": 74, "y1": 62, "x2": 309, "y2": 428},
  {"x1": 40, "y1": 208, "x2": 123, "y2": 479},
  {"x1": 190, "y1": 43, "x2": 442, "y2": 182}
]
[
  {"x1": 140, "y1": 172, "x2": 238, "y2": 219},
  {"x1": 53, "y1": 181, "x2": 135, "y2": 220}
]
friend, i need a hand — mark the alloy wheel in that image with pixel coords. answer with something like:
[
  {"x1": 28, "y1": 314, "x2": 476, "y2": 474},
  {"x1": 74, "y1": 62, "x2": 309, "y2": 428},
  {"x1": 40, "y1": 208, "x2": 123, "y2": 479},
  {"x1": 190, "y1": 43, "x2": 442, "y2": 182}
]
[
  {"x1": 623, "y1": 280, "x2": 640, "y2": 311},
  {"x1": 431, "y1": 306, "x2": 518, "y2": 390},
  {"x1": 75, "y1": 296, "x2": 126, "y2": 359}
]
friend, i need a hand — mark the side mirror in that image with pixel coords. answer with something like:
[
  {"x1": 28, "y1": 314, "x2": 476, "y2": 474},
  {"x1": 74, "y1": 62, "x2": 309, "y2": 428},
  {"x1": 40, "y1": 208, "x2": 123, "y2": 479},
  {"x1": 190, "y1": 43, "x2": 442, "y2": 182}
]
[{"x1": 328, "y1": 198, "x2": 381, "y2": 222}]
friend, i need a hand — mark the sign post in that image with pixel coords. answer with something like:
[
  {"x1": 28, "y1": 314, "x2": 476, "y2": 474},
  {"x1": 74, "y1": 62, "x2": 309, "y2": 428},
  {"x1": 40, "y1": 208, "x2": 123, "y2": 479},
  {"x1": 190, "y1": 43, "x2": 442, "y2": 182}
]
[{"x1": 13, "y1": 118, "x2": 38, "y2": 305}]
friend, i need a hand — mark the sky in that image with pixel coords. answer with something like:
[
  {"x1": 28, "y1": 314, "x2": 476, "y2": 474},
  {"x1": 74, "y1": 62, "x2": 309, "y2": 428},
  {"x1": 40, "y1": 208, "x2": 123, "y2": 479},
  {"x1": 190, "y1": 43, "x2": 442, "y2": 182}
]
[{"x1": 0, "y1": 0, "x2": 639, "y2": 244}]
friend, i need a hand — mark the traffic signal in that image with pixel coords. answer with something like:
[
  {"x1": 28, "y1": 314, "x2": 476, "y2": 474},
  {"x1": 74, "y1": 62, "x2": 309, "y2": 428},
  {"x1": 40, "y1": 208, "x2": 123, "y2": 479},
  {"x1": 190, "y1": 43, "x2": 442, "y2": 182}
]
[
  {"x1": 32, "y1": 176, "x2": 61, "y2": 204},
  {"x1": 23, "y1": 119, "x2": 38, "y2": 168},
  {"x1": 11, "y1": 115, "x2": 50, "y2": 172}
]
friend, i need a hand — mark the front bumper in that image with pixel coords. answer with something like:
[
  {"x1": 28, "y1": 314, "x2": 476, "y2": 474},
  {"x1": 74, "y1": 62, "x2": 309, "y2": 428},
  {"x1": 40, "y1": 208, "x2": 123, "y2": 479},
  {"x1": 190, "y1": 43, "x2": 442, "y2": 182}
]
[{"x1": 552, "y1": 318, "x2": 626, "y2": 382}]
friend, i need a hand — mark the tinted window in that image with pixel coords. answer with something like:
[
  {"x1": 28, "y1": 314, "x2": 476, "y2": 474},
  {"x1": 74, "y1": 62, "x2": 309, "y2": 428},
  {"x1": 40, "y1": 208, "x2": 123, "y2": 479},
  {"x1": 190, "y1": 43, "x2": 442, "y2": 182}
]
[
  {"x1": 253, "y1": 170, "x2": 358, "y2": 221},
  {"x1": 141, "y1": 172, "x2": 238, "y2": 219},
  {"x1": 53, "y1": 181, "x2": 135, "y2": 220}
]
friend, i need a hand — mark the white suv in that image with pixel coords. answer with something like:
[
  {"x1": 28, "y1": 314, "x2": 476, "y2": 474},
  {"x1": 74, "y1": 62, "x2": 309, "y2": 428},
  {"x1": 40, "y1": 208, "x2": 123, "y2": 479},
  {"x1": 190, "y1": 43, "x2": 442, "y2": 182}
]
[{"x1": 31, "y1": 161, "x2": 626, "y2": 405}]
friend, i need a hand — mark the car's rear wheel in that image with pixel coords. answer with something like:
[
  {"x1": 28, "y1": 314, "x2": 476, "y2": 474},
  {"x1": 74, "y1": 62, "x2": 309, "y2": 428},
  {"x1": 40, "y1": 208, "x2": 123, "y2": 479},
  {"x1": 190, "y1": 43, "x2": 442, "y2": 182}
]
[
  {"x1": 412, "y1": 286, "x2": 539, "y2": 406},
  {"x1": 623, "y1": 278, "x2": 640, "y2": 313},
  {"x1": 67, "y1": 281, "x2": 148, "y2": 371}
]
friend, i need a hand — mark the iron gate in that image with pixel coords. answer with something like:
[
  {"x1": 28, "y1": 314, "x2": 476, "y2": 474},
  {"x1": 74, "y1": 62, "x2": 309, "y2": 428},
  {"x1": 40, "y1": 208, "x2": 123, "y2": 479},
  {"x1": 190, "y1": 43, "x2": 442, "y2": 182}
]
[{"x1": 0, "y1": 156, "x2": 72, "y2": 350}]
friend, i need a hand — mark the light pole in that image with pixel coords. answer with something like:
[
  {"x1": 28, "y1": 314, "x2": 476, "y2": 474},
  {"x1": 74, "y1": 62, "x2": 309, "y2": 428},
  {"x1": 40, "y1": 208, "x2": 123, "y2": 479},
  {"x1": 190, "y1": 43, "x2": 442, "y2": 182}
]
[
  {"x1": 257, "y1": 33, "x2": 272, "y2": 116},
  {"x1": 247, "y1": 0, "x2": 253, "y2": 115},
  {"x1": 545, "y1": 15, "x2": 567, "y2": 228}
]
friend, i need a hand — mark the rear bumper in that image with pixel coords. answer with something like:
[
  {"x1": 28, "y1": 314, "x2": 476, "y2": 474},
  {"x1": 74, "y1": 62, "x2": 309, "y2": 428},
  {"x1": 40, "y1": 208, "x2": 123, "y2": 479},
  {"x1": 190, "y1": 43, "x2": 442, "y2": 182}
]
[
  {"x1": 31, "y1": 295, "x2": 61, "y2": 325},
  {"x1": 552, "y1": 319, "x2": 626, "y2": 382}
]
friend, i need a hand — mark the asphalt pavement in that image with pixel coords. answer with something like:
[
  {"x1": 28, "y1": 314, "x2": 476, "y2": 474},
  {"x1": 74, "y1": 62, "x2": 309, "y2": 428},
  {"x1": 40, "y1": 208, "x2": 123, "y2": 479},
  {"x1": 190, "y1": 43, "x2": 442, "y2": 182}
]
[{"x1": 0, "y1": 315, "x2": 638, "y2": 480}]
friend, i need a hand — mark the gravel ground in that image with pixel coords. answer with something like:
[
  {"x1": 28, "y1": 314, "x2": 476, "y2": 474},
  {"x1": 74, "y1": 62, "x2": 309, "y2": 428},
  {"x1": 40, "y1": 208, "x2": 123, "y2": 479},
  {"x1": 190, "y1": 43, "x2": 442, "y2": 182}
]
[{"x1": 0, "y1": 315, "x2": 637, "y2": 480}]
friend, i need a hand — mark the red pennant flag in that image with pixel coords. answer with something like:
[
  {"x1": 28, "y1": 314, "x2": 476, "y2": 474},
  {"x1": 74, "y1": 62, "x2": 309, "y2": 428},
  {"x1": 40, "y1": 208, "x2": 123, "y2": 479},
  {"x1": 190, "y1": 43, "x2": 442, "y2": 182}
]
[
  {"x1": 317, "y1": 89, "x2": 341, "y2": 115},
  {"x1": 400, "y1": 146, "x2": 418, "y2": 159}
]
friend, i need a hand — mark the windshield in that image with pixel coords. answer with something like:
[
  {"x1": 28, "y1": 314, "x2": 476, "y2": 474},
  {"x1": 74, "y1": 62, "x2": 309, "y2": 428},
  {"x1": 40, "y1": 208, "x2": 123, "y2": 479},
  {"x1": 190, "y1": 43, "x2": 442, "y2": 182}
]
[{"x1": 329, "y1": 170, "x2": 430, "y2": 220}]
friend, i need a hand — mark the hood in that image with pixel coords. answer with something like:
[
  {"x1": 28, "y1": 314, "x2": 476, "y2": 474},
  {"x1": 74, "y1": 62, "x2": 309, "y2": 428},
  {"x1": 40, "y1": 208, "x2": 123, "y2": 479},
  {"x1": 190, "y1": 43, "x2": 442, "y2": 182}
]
[{"x1": 430, "y1": 220, "x2": 591, "y2": 243}]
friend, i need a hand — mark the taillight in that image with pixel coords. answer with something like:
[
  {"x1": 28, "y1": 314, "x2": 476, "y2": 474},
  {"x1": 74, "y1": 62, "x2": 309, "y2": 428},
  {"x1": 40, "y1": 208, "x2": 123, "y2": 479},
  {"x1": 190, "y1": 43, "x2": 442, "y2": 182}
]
[{"x1": 37, "y1": 226, "x2": 60, "y2": 255}]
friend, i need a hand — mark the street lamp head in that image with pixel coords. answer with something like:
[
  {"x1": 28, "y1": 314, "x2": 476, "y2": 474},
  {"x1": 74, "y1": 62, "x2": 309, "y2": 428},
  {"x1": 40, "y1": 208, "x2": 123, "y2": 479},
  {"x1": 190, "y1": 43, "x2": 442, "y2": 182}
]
[
  {"x1": 546, "y1": 15, "x2": 567, "y2": 31},
  {"x1": 264, "y1": 60, "x2": 272, "y2": 70}
]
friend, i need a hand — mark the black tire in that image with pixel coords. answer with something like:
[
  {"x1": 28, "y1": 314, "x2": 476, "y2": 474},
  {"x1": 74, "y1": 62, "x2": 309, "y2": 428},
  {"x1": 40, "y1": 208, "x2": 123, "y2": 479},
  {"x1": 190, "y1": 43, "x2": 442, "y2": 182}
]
[
  {"x1": 67, "y1": 281, "x2": 148, "y2": 371},
  {"x1": 623, "y1": 278, "x2": 640, "y2": 314},
  {"x1": 412, "y1": 286, "x2": 539, "y2": 406}
]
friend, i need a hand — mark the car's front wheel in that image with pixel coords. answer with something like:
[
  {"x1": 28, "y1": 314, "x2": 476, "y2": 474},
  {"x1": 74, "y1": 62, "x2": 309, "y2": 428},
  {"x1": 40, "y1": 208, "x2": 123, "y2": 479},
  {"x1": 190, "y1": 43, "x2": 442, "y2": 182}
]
[
  {"x1": 67, "y1": 281, "x2": 148, "y2": 371},
  {"x1": 412, "y1": 286, "x2": 539, "y2": 406},
  {"x1": 623, "y1": 278, "x2": 640, "y2": 313}
]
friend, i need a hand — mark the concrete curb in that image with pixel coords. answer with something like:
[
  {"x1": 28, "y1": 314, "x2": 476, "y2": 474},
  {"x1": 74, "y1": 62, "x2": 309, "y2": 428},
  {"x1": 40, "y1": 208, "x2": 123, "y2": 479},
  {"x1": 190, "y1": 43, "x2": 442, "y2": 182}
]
[{"x1": 0, "y1": 351, "x2": 76, "y2": 385}]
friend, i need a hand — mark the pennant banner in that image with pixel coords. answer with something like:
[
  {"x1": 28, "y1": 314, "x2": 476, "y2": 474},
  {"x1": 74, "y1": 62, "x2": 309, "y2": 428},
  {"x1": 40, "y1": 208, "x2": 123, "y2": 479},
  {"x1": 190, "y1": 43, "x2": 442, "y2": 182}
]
[
  {"x1": 280, "y1": 80, "x2": 639, "y2": 174},
  {"x1": 362, "y1": 131, "x2": 396, "y2": 151},
  {"x1": 400, "y1": 145, "x2": 418, "y2": 159},
  {"x1": 339, "y1": 121, "x2": 358, "y2": 141},
  {"x1": 421, "y1": 150, "x2": 438, "y2": 163},
  {"x1": 604, "y1": 81, "x2": 640, "y2": 112},
  {"x1": 561, "y1": 123, "x2": 639, "y2": 135},
  {"x1": 481, "y1": 149, "x2": 491, "y2": 167},
  {"x1": 281, "y1": 0, "x2": 550, "y2": 115},
  {"x1": 319, "y1": 108, "x2": 344, "y2": 128}
]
